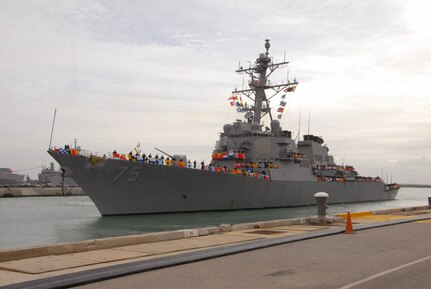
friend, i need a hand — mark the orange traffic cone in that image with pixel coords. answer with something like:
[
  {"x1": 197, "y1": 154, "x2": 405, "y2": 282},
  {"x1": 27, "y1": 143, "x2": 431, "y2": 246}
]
[{"x1": 345, "y1": 211, "x2": 355, "y2": 234}]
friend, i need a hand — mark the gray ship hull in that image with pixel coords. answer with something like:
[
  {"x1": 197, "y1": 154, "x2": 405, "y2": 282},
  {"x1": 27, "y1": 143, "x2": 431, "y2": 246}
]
[{"x1": 49, "y1": 151, "x2": 398, "y2": 216}]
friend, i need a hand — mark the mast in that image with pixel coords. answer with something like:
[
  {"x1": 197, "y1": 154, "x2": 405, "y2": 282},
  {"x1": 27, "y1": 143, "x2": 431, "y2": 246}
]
[
  {"x1": 298, "y1": 111, "x2": 301, "y2": 142},
  {"x1": 233, "y1": 39, "x2": 298, "y2": 124},
  {"x1": 48, "y1": 108, "x2": 57, "y2": 149}
]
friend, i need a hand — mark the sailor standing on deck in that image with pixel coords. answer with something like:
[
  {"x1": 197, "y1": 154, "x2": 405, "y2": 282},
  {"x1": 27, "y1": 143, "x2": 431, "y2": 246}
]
[{"x1": 128, "y1": 151, "x2": 135, "y2": 161}]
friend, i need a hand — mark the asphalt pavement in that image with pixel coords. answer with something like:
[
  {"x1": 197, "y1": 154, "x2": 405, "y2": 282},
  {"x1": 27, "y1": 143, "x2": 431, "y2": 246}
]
[{"x1": 70, "y1": 220, "x2": 431, "y2": 289}]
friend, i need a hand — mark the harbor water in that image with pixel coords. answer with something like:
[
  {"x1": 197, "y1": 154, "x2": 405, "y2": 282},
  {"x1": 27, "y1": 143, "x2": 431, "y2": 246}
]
[{"x1": 0, "y1": 187, "x2": 429, "y2": 250}]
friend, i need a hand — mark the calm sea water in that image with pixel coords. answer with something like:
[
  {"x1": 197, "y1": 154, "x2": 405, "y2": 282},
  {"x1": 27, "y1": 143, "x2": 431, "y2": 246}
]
[{"x1": 0, "y1": 188, "x2": 429, "y2": 250}]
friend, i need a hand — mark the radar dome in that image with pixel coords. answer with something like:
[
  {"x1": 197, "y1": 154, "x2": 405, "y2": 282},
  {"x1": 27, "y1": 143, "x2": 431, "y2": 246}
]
[
  {"x1": 223, "y1": 124, "x2": 232, "y2": 133},
  {"x1": 270, "y1": 120, "x2": 281, "y2": 133}
]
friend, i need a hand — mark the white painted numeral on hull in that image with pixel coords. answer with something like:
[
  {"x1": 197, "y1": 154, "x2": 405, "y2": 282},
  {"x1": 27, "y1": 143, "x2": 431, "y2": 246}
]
[
  {"x1": 128, "y1": 166, "x2": 142, "y2": 182},
  {"x1": 112, "y1": 166, "x2": 142, "y2": 183}
]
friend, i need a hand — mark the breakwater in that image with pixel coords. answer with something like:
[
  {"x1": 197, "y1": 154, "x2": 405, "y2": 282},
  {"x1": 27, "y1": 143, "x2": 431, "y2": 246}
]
[
  {"x1": 0, "y1": 187, "x2": 85, "y2": 197},
  {"x1": 399, "y1": 184, "x2": 431, "y2": 188}
]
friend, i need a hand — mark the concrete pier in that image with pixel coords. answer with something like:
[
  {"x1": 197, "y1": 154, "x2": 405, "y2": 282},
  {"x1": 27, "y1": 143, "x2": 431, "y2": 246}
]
[
  {"x1": 0, "y1": 187, "x2": 85, "y2": 197},
  {"x1": 0, "y1": 206, "x2": 430, "y2": 289}
]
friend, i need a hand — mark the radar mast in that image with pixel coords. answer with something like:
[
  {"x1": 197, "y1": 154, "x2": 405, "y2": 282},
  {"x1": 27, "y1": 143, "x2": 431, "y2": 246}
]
[{"x1": 233, "y1": 39, "x2": 298, "y2": 124}]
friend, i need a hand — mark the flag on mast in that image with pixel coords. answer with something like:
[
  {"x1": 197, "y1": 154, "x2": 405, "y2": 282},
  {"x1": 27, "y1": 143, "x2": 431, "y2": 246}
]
[{"x1": 284, "y1": 85, "x2": 297, "y2": 92}]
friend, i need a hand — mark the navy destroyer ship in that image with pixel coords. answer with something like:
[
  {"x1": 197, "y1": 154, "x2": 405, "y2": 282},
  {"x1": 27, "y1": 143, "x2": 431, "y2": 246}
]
[{"x1": 48, "y1": 40, "x2": 399, "y2": 215}]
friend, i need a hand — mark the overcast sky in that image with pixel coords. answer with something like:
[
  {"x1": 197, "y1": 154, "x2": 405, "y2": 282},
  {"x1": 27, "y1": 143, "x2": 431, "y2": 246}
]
[{"x1": 0, "y1": 0, "x2": 430, "y2": 183}]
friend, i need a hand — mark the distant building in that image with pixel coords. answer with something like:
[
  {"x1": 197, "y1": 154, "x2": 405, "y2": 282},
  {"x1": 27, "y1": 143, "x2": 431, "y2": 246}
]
[
  {"x1": 38, "y1": 162, "x2": 78, "y2": 186},
  {"x1": 0, "y1": 168, "x2": 25, "y2": 185}
]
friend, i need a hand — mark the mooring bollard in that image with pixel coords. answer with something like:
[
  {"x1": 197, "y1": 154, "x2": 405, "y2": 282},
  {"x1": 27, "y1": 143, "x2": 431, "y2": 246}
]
[
  {"x1": 315, "y1": 192, "x2": 329, "y2": 218},
  {"x1": 309, "y1": 192, "x2": 338, "y2": 224}
]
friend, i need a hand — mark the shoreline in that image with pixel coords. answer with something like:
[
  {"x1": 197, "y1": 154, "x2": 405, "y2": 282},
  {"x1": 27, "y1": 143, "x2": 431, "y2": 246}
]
[
  {"x1": 1, "y1": 205, "x2": 430, "y2": 288},
  {"x1": 1, "y1": 183, "x2": 428, "y2": 198},
  {"x1": 1, "y1": 204, "x2": 429, "y2": 262},
  {"x1": 0, "y1": 187, "x2": 85, "y2": 197},
  {"x1": 399, "y1": 184, "x2": 431, "y2": 188}
]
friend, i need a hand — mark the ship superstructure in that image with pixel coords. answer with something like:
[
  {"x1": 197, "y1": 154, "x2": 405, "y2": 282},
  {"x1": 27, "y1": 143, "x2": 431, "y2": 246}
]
[
  {"x1": 48, "y1": 40, "x2": 399, "y2": 215},
  {"x1": 0, "y1": 168, "x2": 25, "y2": 185},
  {"x1": 38, "y1": 162, "x2": 78, "y2": 187},
  {"x1": 209, "y1": 40, "x2": 367, "y2": 184}
]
